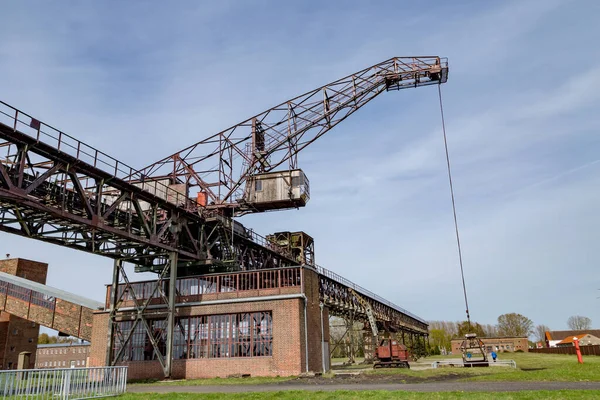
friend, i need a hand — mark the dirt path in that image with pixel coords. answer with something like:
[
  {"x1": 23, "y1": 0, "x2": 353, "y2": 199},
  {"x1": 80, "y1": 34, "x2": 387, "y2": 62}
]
[{"x1": 129, "y1": 381, "x2": 600, "y2": 394}]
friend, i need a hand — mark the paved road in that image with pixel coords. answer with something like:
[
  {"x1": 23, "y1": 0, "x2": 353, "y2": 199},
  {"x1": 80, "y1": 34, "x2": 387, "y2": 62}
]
[{"x1": 129, "y1": 381, "x2": 600, "y2": 393}]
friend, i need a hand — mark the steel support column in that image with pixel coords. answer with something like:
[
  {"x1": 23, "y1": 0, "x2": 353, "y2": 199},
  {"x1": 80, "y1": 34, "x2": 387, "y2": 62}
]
[
  {"x1": 346, "y1": 311, "x2": 355, "y2": 364},
  {"x1": 106, "y1": 259, "x2": 121, "y2": 366},
  {"x1": 164, "y1": 251, "x2": 178, "y2": 378}
]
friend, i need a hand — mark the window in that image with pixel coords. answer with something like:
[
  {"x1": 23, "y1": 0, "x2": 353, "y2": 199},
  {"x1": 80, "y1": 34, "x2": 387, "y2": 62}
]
[
  {"x1": 28, "y1": 338, "x2": 33, "y2": 343},
  {"x1": 291, "y1": 175, "x2": 304, "y2": 187},
  {"x1": 112, "y1": 319, "x2": 165, "y2": 362},
  {"x1": 254, "y1": 180, "x2": 262, "y2": 192},
  {"x1": 113, "y1": 312, "x2": 273, "y2": 362},
  {"x1": 31, "y1": 291, "x2": 55, "y2": 310},
  {"x1": 76, "y1": 360, "x2": 80, "y2": 366},
  {"x1": 173, "y1": 312, "x2": 272, "y2": 360},
  {"x1": 9, "y1": 346, "x2": 15, "y2": 352},
  {"x1": 6, "y1": 283, "x2": 30, "y2": 301},
  {"x1": 44, "y1": 362, "x2": 48, "y2": 367}
]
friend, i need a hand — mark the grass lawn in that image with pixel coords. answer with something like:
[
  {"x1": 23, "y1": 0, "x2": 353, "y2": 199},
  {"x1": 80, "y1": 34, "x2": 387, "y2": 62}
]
[
  {"x1": 371, "y1": 352, "x2": 600, "y2": 382},
  {"x1": 129, "y1": 353, "x2": 600, "y2": 387},
  {"x1": 117, "y1": 390, "x2": 600, "y2": 399}
]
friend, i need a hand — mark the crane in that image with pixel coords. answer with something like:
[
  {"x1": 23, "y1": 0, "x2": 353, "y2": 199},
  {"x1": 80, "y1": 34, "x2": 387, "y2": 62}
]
[
  {"x1": 0, "y1": 56, "x2": 448, "y2": 272},
  {"x1": 139, "y1": 57, "x2": 448, "y2": 217},
  {"x1": 0, "y1": 57, "x2": 447, "y2": 377}
]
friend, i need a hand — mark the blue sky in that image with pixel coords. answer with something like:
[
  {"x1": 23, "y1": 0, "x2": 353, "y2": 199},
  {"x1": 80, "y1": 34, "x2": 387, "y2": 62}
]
[{"x1": 1, "y1": 0, "x2": 599, "y2": 333}]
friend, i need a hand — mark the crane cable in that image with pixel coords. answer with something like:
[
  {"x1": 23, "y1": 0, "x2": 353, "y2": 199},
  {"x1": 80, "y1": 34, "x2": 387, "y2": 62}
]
[{"x1": 437, "y1": 85, "x2": 472, "y2": 329}]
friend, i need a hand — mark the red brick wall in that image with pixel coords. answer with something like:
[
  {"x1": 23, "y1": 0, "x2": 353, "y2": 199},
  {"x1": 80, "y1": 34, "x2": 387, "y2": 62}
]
[
  {"x1": 91, "y1": 267, "x2": 332, "y2": 380},
  {"x1": 91, "y1": 295, "x2": 330, "y2": 380},
  {"x1": 89, "y1": 312, "x2": 109, "y2": 368},
  {"x1": 0, "y1": 259, "x2": 47, "y2": 369}
]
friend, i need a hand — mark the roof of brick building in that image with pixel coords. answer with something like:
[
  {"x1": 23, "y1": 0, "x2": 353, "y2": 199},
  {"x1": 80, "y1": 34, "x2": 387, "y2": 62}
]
[
  {"x1": 545, "y1": 330, "x2": 600, "y2": 341},
  {"x1": 557, "y1": 334, "x2": 589, "y2": 345},
  {"x1": 0, "y1": 271, "x2": 103, "y2": 310},
  {"x1": 37, "y1": 342, "x2": 90, "y2": 348}
]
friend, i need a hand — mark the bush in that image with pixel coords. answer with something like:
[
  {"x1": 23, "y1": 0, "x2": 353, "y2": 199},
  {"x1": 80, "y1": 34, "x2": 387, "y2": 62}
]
[
  {"x1": 515, "y1": 349, "x2": 524, "y2": 353},
  {"x1": 429, "y1": 347, "x2": 441, "y2": 356}
]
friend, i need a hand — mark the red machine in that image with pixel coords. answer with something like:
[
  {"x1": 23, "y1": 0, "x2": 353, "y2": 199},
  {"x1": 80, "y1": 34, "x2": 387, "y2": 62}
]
[{"x1": 373, "y1": 339, "x2": 410, "y2": 368}]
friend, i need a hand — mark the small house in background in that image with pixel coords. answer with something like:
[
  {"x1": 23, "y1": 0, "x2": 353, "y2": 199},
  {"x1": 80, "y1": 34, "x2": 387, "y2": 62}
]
[
  {"x1": 555, "y1": 333, "x2": 600, "y2": 347},
  {"x1": 545, "y1": 330, "x2": 600, "y2": 347}
]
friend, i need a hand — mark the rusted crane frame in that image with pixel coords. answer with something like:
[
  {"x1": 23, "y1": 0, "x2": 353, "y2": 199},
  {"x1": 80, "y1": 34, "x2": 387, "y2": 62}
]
[
  {"x1": 318, "y1": 273, "x2": 428, "y2": 335},
  {"x1": 139, "y1": 57, "x2": 448, "y2": 212},
  {"x1": 0, "y1": 104, "x2": 296, "y2": 271}
]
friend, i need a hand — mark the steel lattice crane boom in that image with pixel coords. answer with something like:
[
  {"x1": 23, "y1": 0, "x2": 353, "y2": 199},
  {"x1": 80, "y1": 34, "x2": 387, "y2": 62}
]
[{"x1": 140, "y1": 57, "x2": 448, "y2": 216}]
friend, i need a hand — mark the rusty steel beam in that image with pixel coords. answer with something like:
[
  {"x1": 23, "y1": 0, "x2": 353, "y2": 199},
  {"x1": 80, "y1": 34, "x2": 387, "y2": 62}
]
[{"x1": 139, "y1": 57, "x2": 448, "y2": 215}]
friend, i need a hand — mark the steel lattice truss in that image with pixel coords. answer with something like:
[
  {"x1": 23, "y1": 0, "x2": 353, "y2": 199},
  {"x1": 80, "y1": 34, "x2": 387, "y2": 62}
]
[
  {"x1": 0, "y1": 102, "x2": 298, "y2": 270},
  {"x1": 139, "y1": 57, "x2": 448, "y2": 214},
  {"x1": 0, "y1": 56, "x2": 447, "y2": 376}
]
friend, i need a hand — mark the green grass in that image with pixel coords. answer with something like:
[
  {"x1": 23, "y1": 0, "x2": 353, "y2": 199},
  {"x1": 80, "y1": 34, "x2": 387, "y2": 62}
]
[
  {"x1": 468, "y1": 352, "x2": 600, "y2": 382},
  {"x1": 117, "y1": 390, "x2": 600, "y2": 399},
  {"x1": 331, "y1": 352, "x2": 600, "y2": 382},
  {"x1": 422, "y1": 352, "x2": 600, "y2": 382},
  {"x1": 128, "y1": 352, "x2": 600, "y2": 388}
]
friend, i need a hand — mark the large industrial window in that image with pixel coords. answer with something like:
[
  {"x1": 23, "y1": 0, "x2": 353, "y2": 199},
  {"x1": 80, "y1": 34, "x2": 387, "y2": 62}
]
[
  {"x1": 173, "y1": 312, "x2": 272, "y2": 360},
  {"x1": 114, "y1": 312, "x2": 272, "y2": 362},
  {"x1": 112, "y1": 319, "x2": 167, "y2": 362}
]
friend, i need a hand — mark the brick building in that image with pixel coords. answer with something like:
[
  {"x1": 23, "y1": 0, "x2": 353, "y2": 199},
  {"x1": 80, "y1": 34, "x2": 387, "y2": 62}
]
[
  {"x1": 555, "y1": 333, "x2": 600, "y2": 347},
  {"x1": 35, "y1": 342, "x2": 91, "y2": 369},
  {"x1": 89, "y1": 267, "x2": 330, "y2": 380},
  {"x1": 451, "y1": 336, "x2": 529, "y2": 354},
  {"x1": 545, "y1": 330, "x2": 600, "y2": 347},
  {"x1": 0, "y1": 258, "x2": 48, "y2": 370}
]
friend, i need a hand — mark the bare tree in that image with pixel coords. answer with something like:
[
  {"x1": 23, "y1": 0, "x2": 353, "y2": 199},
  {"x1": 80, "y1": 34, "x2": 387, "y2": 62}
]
[
  {"x1": 534, "y1": 324, "x2": 550, "y2": 343},
  {"x1": 497, "y1": 313, "x2": 533, "y2": 337},
  {"x1": 567, "y1": 316, "x2": 592, "y2": 330},
  {"x1": 483, "y1": 324, "x2": 498, "y2": 337}
]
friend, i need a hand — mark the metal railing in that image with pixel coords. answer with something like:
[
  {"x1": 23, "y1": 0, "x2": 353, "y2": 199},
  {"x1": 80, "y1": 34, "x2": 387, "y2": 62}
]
[
  {"x1": 0, "y1": 366, "x2": 127, "y2": 399},
  {"x1": 431, "y1": 360, "x2": 517, "y2": 369},
  {"x1": 0, "y1": 101, "x2": 190, "y2": 210},
  {"x1": 108, "y1": 266, "x2": 302, "y2": 307},
  {"x1": 0, "y1": 101, "x2": 296, "y2": 263},
  {"x1": 311, "y1": 264, "x2": 427, "y2": 324}
]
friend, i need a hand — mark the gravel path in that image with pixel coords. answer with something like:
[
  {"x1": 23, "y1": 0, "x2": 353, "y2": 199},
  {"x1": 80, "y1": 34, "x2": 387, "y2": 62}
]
[{"x1": 128, "y1": 381, "x2": 600, "y2": 393}]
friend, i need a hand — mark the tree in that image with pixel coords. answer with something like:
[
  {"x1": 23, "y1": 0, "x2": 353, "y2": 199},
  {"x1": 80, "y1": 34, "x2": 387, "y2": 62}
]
[
  {"x1": 567, "y1": 316, "x2": 592, "y2": 330},
  {"x1": 429, "y1": 329, "x2": 451, "y2": 352},
  {"x1": 483, "y1": 324, "x2": 498, "y2": 337},
  {"x1": 38, "y1": 333, "x2": 59, "y2": 344},
  {"x1": 38, "y1": 333, "x2": 50, "y2": 344},
  {"x1": 497, "y1": 313, "x2": 533, "y2": 337},
  {"x1": 534, "y1": 324, "x2": 550, "y2": 343},
  {"x1": 457, "y1": 321, "x2": 486, "y2": 337}
]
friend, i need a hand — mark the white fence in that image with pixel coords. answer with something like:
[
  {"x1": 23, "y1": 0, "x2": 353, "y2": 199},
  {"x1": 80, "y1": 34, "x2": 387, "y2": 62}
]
[
  {"x1": 431, "y1": 360, "x2": 517, "y2": 369},
  {"x1": 0, "y1": 366, "x2": 127, "y2": 399}
]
